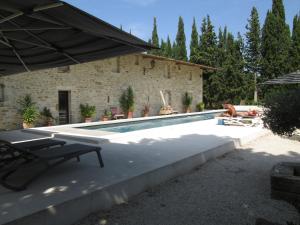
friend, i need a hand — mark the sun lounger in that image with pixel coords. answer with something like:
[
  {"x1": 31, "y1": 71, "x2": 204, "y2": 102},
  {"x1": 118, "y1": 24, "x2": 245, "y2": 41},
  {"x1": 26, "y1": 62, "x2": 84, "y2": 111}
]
[
  {"x1": 0, "y1": 138, "x2": 66, "y2": 169},
  {"x1": 217, "y1": 116, "x2": 261, "y2": 127},
  {"x1": 0, "y1": 142, "x2": 104, "y2": 191}
]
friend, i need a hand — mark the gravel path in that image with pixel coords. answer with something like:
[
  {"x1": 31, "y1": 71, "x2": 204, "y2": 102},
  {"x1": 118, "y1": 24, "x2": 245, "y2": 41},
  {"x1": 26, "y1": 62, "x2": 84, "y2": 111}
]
[{"x1": 75, "y1": 134, "x2": 300, "y2": 225}]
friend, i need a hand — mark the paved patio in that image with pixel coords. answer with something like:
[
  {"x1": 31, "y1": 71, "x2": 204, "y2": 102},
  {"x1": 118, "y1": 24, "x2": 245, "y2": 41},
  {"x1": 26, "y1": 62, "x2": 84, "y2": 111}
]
[{"x1": 0, "y1": 119, "x2": 268, "y2": 225}]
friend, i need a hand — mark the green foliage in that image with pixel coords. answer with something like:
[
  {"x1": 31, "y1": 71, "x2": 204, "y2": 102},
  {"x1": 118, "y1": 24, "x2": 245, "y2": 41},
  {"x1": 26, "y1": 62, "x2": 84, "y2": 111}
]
[
  {"x1": 290, "y1": 14, "x2": 300, "y2": 71},
  {"x1": 245, "y1": 7, "x2": 262, "y2": 76},
  {"x1": 261, "y1": 0, "x2": 291, "y2": 82},
  {"x1": 40, "y1": 107, "x2": 53, "y2": 119},
  {"x1": 174, "y1": 16, "x2": 187, "y2": 61},
  {"x1": 263, "y1": 88, "x2": 300, "y2": 136},
  {"x1": 104, "y1": 109, "x2": 112, "y2": 117},
  {"x1": 18, "y1": 94, "x2": 39, "y2": 125},
  {"x1": 120, "y1": 86, "x2": 135, "y2": 113},
  {"x1": 80, "y1": 104, "x2": 96, "y2": 118},
  {"x1": 22, "y1": 106, "x2": 39, "y2": 125},
  {"x1": 150, "y1": 17, "x2": 160, "y2": 55},
  {"x1": 182, "y1": 92, "x2": 193, "y2": 108},
  {"x1": 18, "y1": 94, "x2": 35, "y2": 114},
  {"x1": 196, "y1": 102, "x2": 205, "y2": 112},
  {"x1": 192, "y1": 15, "x2": 217, "y2": 67},
  {"x1": 165, "y1": 36, "x2": 173, "y2": 58},
  {"x1": 190, "y1": 17, "x2": 199, "y2": 63}
]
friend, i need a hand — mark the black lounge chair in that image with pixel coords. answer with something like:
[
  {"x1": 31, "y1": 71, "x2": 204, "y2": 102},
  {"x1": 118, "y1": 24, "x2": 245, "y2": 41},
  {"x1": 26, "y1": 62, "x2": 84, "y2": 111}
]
[
  {"x1": 0, "y1": 138, "x2": 66, "y2": 169},
  {"x1": 0, "y1": 142, "x2": 104, "y2": 191}
]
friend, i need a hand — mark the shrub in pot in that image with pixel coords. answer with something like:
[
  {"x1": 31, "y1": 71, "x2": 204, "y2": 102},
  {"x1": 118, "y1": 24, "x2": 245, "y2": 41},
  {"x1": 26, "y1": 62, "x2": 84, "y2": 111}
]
[
  {"x1": 142, "y1": 104, "x2": 150, "y2": 117},
  {"x1": 18, "y1": 94, "x2": 39, "y2": 128},
  {"x1": 182, "y1": 92, "x2": 193, "y2": 113},
  {"x1": 101, "y1": 109, "x2": 112, "y2": 121},
  {"x1": 22, "y1": 106, "x2": 40, "y2": 128},
  {"x1": 120, "y1": 86, "x2": 135, "y2": 119},
  {"x1": 40, "y1": 107, "x2": 54, "y2": 126},
  {"x1": 80, "y1": 104, "x2": 96, "y2": 123},
  {"x1": 196, "y1": 102, "x2": 205, "y2": 112}
]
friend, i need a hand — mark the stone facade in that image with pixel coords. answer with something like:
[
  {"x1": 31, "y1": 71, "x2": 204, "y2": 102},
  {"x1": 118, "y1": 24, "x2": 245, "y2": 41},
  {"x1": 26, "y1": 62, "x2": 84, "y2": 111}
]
[{"x1": 0, "y1": 54, "x2": 204, "y2": 130}]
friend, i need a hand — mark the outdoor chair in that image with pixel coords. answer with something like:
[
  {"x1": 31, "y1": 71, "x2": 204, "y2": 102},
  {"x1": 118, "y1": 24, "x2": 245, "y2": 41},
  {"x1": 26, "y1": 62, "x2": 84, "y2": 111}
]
[
  {"x1": 110, "y1": 107, "x2": 125, "y2": 120},
  {"x1": 0, "y1": 141, "x2": 104, "y2": 191},
  {"x1": 11, "y1": 138, "x2": 66, "y2": 151}
]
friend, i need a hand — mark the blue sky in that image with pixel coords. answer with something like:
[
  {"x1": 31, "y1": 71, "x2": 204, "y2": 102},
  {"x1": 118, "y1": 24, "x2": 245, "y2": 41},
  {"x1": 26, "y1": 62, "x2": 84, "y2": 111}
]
[{"x1": 65, "y1": 0, "x2": 300, "y2": 46}]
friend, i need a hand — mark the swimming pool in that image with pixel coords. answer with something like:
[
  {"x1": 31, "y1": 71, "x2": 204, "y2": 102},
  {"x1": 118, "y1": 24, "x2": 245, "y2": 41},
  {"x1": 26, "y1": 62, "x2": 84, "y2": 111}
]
[{"x1": 78, "y1": 113, "x2": 217, "y2": 133}]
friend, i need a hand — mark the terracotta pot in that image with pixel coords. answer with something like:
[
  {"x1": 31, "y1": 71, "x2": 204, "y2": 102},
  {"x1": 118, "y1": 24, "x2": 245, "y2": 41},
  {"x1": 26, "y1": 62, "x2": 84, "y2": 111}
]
[
  {"x1": 85, "y1": 117, "x2": 92, "y2": 123},
  {"x1": 101, "y1": 116, "x2": 109, "y2": 121},
  {"x1": 23, "y1": 122, "x2": 33, "y2": 129},
  {"x1": 127, "y1": 111, "x2": 133, "y2": 119},
  {"x1": 185, "y1": 107, "x2": 191, "y2": 113},
  {"x1": 46, "y1": 119, "x2": 53, "y2": 126}
]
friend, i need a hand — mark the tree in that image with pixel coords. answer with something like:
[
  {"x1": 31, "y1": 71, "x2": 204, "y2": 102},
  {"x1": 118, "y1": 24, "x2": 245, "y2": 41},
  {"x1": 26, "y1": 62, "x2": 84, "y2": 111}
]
[
  {"x1": 192, "y1": 15, "x2": 217, "y2": 67},
  {"x1": 245, "y1": 7, "x2": 262, "y2": 102},
  {"x1": 261, "y1": 0, "x2": 291, "y2": 82},
  {"x1": 165, "y1": 36, "x2": 173, "y2": 58},
  {"x1": 190, "y1": 17, "x2": 199, "y2": 63},
  {"x1": 290, "y1": 14, "x2": 300, "y2": 71},
  {"x1": 160, "y1": 39, "x2": 167, "y2": 56},
  {"x1": 150, "y1": 17, "x2": 160, "y2": 55},
  {"x1": 174, "y1": 16, "x2": 187, "y2": 61},
  {"x1": 263, "y1": 88, "x2": 300, "y2": 136}
]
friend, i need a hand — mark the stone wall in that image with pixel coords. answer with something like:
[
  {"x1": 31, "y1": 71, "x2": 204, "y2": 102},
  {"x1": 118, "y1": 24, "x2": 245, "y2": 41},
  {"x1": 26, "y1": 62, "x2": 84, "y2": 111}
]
[{"x1": 0, "y1": 54, "x2": 203, "y2": 130}]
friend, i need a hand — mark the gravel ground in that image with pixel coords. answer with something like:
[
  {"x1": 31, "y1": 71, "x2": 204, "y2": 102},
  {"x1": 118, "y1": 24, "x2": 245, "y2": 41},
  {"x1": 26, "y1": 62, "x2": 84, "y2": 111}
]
[{"x1": 74, "y1": 134, "x2": 300, "y2": 225}]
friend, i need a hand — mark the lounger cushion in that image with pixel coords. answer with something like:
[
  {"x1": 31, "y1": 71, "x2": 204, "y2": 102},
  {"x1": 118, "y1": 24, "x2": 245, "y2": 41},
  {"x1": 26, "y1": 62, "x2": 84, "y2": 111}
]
[
  {"x1": 33, "y1": 144, "x2": 100, "y2": 159},
  {"x1": 13, "y1": 139, "x2": 66, "y2": 151}
]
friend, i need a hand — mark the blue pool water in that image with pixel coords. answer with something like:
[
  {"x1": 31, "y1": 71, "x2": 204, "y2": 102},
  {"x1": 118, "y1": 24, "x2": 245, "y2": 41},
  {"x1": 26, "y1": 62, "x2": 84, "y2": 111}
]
[{"x1": 79, "y1": 113, "x2": 216, "y2": 133}]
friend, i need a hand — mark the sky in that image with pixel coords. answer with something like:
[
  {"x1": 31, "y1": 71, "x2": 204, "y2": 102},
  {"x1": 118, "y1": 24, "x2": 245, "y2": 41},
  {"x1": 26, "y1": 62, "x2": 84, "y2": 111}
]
[{"x1": 65, "y1": 0, "x2": 300, "y2": 47}]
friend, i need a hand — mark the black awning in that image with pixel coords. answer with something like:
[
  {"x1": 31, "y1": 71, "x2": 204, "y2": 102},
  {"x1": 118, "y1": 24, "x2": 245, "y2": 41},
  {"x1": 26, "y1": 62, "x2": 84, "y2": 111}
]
[
  {"x1": 261, "y1": 71, "x2": 300, "y2": 85},
  {"x1": 0, "y1": 0, "x2": 154, "y2": 76}
]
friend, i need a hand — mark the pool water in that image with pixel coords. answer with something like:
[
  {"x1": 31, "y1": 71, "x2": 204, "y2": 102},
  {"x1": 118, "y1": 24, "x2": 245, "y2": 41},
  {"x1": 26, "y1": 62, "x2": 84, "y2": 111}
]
[{"x1": 79, "y1": 113, "x2": 216, "y2": 133}]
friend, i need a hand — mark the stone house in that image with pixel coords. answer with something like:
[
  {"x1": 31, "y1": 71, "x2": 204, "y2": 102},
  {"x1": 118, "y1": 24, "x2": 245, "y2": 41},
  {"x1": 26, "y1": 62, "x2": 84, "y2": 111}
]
[{"x1": 0, "y1": 53, "x2": 213, "y2": 130}]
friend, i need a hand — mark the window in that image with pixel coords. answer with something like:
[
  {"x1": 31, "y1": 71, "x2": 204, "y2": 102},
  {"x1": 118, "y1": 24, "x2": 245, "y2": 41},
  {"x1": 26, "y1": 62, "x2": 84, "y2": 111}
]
[
  {"x1": 57, "y1": 66, "x2": 70, "y2": 73},
  {"x1": 0, "y1": 84, "x2": 4, "y2": 102}
]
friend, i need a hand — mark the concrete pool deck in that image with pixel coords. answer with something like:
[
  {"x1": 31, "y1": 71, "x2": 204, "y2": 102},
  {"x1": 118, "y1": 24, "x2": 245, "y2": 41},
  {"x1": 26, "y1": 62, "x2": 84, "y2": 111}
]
[{"x1": 0, "y1": 118, "x2": 269, "y2": 225}]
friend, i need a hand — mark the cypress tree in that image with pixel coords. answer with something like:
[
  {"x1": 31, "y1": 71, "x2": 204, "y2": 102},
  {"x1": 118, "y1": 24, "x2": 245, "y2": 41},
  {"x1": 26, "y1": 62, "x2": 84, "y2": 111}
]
[
  {"x1": 261, "y1": 0, "x2": 291, "y2": 81},
  {"x1": 175, "y1": 16, "x2": 187, "y2": 61},
  {"x1": 166, "y1": 36, "x2": 173, "y2": 58},
  {"x1": 150, "y1": 17, "x2": 160, "y2": 55},
  {"x1": 160, "y1": 39, "x2": 167, "y2": 56},
  {"x1": 245, "y1": 7, "x2": 261, "y2": 75},
  {"x1": 245, "y1": 7, "x2": 261, "y2": 102},
  {"x1": 190, "y1": 17, "x2": 199, "y2": 63},
  {"x1": 221, "y1": 33, "x2": 247, "y2": 104},
  {"x1": 290, "y1": 14, "x2": 300, "y2": 71},
  {"x1": 195, "y1": 15, "x2": 217, "y2": 67}
]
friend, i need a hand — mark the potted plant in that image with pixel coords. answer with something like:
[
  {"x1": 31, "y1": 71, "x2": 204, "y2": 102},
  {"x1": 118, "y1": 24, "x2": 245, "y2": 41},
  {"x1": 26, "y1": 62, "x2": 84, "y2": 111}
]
[
  {"x1": 182, "y1": 92, "x2": 193, "y2": 113},
  {"x1": 120, "y1": 86, "x2": 135, "y2": 119},
  {"x1": 18, "y1": 94, "x2": 39, "y2": 128},
  {"x1": 22, "y1": 106, "x2": 40, "y2": 129},
  {"x1": 80, "y1": 104, "x2": 96, "y2": 123},
  {"x1": 101, "y1": 109, "x2": 112, "y2": 121},
  {"x1": 142, "y1": 104, "x2": 150, "y2": 117},
  {"x1": 40, "y1": 107, "x2": 54, "y2": 126},
  {"x1": 196, "y1": 102, "x2": 205, "y2": 112}
]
